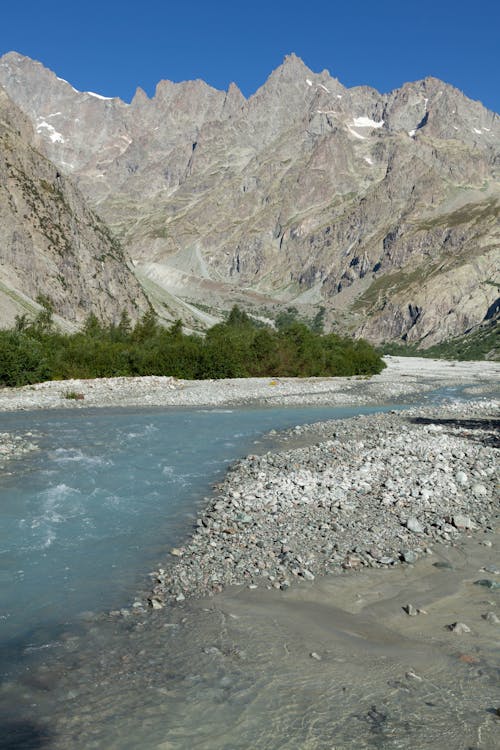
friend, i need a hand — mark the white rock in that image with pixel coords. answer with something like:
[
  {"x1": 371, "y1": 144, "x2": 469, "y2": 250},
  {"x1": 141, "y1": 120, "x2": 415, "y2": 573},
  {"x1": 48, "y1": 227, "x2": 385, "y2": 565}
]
[
  {"x1": 448, "y1": 622, "x2": 471, "y2": 634},
  {"x1": 406, "y1": 517, "x2": 424, "y2": 534}
]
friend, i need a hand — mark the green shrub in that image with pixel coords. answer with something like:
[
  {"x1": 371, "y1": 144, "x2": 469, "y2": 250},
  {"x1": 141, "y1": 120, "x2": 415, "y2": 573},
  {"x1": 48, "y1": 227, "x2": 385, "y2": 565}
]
[{"x1": 0, "y1": 306, "x2": 386, "y2": 386}]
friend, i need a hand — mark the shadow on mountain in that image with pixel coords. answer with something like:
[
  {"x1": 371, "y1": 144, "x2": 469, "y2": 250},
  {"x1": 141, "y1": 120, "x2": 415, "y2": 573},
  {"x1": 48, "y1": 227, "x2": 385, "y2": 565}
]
[
  {"x1": 409, "y1": 417, "x2": 499, "y2": 448},
  {"x1": 0, "y1": 719, "x2": 53, "y2": 749}
]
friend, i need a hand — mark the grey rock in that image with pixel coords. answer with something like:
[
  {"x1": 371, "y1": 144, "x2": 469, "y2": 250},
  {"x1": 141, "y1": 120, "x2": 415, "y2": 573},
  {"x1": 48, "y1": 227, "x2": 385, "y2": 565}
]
[
  {"x1": 148, "y1": 597, "x2": 164, "y2": 610},
  {"x1": 406, "y1": 517, "x2": 424, "y2": 534},
  {"x1": 474, "y1": 579, "x2": 500, "y2": 590},
  {"x1": 482, "y1": 611, "x2": 500, "y2": 624},
  {"x1": 471, "y1": 484, "x2": 488, "y2": 498},
  {"x1": 452, "y1": 515, "x2": 474, "y2": 530},
  {"x1": 403, "y1": 604, "x2": 418, "y2": 616},
  {"x1": 447, "y1": 622, "x2": 471, "y2": 634},
  {"x1": 400, "y1": 550, "x2": 418, "y2": 564}
]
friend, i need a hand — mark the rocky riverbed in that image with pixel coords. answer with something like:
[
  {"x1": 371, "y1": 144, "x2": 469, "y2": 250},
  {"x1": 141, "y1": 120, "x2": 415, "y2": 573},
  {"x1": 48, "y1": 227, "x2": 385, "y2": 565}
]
[
  {"x1": 142, "y1": 398, "x2": 498, "y2": 610},
  {"x1": 0, "y1": 356, "x2": 498, "y2": 413}
]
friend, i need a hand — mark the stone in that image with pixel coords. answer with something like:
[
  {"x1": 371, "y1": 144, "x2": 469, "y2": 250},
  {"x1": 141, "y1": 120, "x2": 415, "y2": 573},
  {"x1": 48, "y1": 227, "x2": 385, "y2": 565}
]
[
  {"x1": 454, "y1": 471, "x2": 468, "y2": 486},
  {"x1": 406, "y1": 517, "x2": 424, "y2": 534},
  {"x1": 447, "y1": 622, "x2": 471, "y2": 634},
  {"x1": 452, "y1": 515, "x2": 473, "y2": 530},
  {"x1": 474, "y1": 579, "x2": 500, "y2": 590},
  {"x1": 400, "y1": 550, "x2": 418, "y2": 564},
  {"x1": 482, "y1": 612, "x2": 500, "y2": 624},
  {"x1": 403, "y1": 604, "x2": 418, "y2": 616},
  {"x1": 148, "y1": 597, "x2": 164, "y2": 610},
  {"x1": 471, "y1": 483, "x2": 487, "y2": 498},
  {"x1": 483, "y1": 565, "x2": 500, "y2": 575}
]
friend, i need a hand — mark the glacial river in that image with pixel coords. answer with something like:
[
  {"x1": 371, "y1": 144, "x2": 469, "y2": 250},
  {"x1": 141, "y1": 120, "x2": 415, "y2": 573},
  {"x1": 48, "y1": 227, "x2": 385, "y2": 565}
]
[{"x1": 1, "y1": 389, "x2": 497, "y2": 749}]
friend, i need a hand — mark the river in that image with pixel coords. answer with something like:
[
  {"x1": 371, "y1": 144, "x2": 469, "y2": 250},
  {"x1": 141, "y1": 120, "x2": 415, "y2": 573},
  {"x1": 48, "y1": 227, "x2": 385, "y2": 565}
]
[{"x1": 1, "y1": 390, "x2": 497, "y2": 749}]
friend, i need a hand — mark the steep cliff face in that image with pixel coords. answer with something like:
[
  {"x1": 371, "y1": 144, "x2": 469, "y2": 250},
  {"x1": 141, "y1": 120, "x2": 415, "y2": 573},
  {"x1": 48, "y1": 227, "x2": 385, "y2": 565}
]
[
  {"x1": 0, "y1": 51, "x2": 498, "y2": 345},
  {"x1": 0, "y1": 87, "x2": 149, "y2": 328}
]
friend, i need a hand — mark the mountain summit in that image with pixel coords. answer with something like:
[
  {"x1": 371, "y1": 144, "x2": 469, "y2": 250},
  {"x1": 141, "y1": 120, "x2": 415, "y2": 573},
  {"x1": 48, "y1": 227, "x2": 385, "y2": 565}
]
[{"x1": 0, "y1": 52, "x2": 498, "y2": 345}]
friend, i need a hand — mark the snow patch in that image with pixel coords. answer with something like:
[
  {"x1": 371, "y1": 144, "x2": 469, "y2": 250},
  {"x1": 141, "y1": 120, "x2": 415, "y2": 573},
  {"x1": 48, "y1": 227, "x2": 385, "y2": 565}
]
[
  {"x1": 482, "y1": 127, "x2": 491, "y2": 132},
  {"x1": 408, "y1": 129, "x2": 416, "y2": 137},
  {"x1": 86, "y1": 91, "x2": 114, "y2": 100},
  {"x1": 352, "y1": 116, "x2": 384, "y2": 128},
  {"x1": 473, "y1": 128, "x2": 482, "y2": 134},
  {"x1": 36, "y1": 119, "x2": 65, "y2": 144},
  {"x1": 336, "y1": 94, "x2": 342, "y2": 99},
  {"x1": 364, "y1": 156, "x2": 373, "y2": 165},
  {"x1": 347, "y1": 126, "x2": 366, "y2": 140},
  {"x1": 316, "y1": 109, "x2": 336, "y2": 115},
  {"x1": 306, "y1": 79, "x2": 313, "y2": 87},
  {"x1": 56, "y1": 76, "x2": 78, "y2": 93},
  {"x1": 317, "y1": 83, "x2": 330, "y2": 93}
]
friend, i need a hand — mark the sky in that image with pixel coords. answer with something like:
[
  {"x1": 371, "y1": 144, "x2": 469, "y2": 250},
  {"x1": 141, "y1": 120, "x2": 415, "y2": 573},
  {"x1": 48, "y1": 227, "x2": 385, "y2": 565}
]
[{"x1": 1, "y1": 0, "x2": 499, "y2": 113}]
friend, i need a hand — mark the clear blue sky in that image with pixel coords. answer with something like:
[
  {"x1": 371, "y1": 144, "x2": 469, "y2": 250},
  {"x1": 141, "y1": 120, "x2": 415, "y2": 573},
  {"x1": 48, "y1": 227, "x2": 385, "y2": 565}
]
[{"x1": 1, "y1": 0, "x2": 499, "y2": 112}]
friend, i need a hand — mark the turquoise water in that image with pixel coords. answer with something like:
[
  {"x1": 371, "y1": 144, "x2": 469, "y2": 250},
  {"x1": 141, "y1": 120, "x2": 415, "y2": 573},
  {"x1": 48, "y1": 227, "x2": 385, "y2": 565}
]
[{"x1": 0, "y1": 403, "x2": 399, "y2": 652}]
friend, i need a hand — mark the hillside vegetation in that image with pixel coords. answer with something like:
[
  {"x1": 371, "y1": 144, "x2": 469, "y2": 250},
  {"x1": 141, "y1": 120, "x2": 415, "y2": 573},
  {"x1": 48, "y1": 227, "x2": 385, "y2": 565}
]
[
  {"x1": 381, "y1": 317, "x2": 499, "y2": 361},
  {"x1": 0, "y1": 305, "x2": 385, "y2": 387}
]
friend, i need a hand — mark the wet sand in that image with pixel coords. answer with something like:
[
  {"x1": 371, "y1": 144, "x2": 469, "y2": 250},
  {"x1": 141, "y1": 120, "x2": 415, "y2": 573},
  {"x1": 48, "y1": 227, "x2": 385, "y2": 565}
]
[{"x1": 17, "y1": 526, "x2": 498, "y2": 749}]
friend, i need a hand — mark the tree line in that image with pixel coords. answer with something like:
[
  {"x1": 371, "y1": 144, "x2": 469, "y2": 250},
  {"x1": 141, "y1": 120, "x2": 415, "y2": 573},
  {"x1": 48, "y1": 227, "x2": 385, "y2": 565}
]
[{"x1": 0, "y1": 303, "x2": 385, "y2": 387}]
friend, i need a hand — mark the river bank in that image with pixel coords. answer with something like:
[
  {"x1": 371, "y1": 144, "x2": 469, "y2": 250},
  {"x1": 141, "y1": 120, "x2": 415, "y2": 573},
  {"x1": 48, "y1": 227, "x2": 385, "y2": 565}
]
[
  {"x1": 140, "y1": 396, "x2": 498, "y2": 611},
  {"x1": 0, "y1": 356, "x2": 497, "y2": 416}
]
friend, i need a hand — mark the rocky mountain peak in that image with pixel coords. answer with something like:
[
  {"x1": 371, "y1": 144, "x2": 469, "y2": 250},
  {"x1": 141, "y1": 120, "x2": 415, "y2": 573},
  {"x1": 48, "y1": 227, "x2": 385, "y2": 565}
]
[
  {"x1": 0, "y1": 52, "x2": 498, "y2": 346},
  {"x1": 0, "y1": 87, "x2": 149, "y2": 328}
]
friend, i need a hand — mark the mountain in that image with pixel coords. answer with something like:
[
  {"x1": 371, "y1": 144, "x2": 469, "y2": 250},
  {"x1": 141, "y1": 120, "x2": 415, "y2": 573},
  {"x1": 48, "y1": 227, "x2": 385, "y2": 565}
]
[
  {"x1": 0, "y1": 84, "x2": 149, "y2": 328},
  {"x1": 0, "y1": 51, "x2": 498, "y2": 345}
]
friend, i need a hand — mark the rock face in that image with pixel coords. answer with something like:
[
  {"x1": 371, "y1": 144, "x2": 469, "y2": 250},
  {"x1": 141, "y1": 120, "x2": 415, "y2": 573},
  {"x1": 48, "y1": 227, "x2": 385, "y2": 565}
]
[
  {"x1": 0, "y1": 51, "x2": 498, "y2": 344},
  {"x1": 0, "y1": 85, "x2": 149, "y2": 328}
]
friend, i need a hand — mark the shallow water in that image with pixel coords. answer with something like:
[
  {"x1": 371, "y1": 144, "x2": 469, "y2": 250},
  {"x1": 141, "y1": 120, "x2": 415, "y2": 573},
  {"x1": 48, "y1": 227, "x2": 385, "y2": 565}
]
[
  {"x1": 5, "y1": 530, "x2": 499, "y2": 750},
  {"x1": 1, "y1": 388, "x2": 497, "y2": 749},
  {"x1": 1, "y1": 404, "x2": 400, "y2": 654}
]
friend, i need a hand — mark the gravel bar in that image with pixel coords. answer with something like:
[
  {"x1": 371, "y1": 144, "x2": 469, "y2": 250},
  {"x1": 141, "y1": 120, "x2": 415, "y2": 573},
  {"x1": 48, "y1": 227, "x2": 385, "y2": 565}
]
[
  {"x1": 0, "y1": 356, "x2": 498, "y2": 414},
  {"x1": 141, "y1": 397, "x2": 498, "y2": 611}
]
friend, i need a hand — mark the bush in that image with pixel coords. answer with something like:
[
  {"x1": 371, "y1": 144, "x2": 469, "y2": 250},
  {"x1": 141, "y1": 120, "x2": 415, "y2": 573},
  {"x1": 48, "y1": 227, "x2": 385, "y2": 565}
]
[{"x1": 0, "y1": 306, "x2": 386, "y2": 386}]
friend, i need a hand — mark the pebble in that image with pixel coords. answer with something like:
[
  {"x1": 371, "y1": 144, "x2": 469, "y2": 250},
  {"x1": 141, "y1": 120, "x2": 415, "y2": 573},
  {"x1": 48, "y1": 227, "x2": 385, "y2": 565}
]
[
  {"x1": 403, "y1": 604, "x2": 418, "y2": 617},
  {"x1": 401, "y1": 550, "x2": 418, "y2": 564},
  {"x1": 406, "y1": 518, "x2": 424, "y2": 534},
  {"x1": 452, "y1": 515, "x2": 474, "y2": 530},
  {"x1": 474, "y1": 580, "x2": 500, "y2": 590},
  {"x1": 482, "y1": 612, "x2": 500, "y2": 624},
  {"x1": 447, "y1": 622, "x2": 471, "y2": 634},
  {"x1": 471, "y1": 484, "x2": 487, "y2": 498},
  {"x1": 148, "y1": 597, "x2": 164, "y2": 610},
  {"x1": 454, "y1": 471, "x2": 468, "y2": 485}
]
